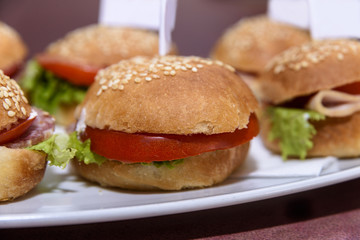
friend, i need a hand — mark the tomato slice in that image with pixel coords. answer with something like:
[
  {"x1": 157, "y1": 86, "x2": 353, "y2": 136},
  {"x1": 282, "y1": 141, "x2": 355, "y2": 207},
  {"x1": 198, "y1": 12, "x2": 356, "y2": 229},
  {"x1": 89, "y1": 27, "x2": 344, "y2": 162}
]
[
  {"x1": 335, "y1": 81, "x2": 360, "y2": 95},
  {"x1": 36, "y1": 53, "x2": 101, "y2": 86},
  {"x1": 0, "y1": 110, "x2": 37, "y2": 145},
  {"x1": 80, "y1": 113, "x2": 259, "y2": 163}
]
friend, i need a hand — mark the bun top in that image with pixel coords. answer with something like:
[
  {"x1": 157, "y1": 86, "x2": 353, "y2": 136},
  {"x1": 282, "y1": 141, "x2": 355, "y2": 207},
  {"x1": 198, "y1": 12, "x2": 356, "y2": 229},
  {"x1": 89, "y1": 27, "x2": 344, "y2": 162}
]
[
  {"x1": 78, "y1": 56, "x2": 259, "y2": 135},
  {"x1": 260, "y1": 39, "x2": 360, "y2": 104},
  {"x1": 45, "y1": 25, "x2": 177, "y2": 67},
  {"x1": 211, "y1": 15, "x2": 310, "y2": 73},
  {"x1": 0, "y1": 71, "x2": 31, "y2": 131},
  {"x1": 0, "y1": 22, "x2": 27, "y2": 70}
]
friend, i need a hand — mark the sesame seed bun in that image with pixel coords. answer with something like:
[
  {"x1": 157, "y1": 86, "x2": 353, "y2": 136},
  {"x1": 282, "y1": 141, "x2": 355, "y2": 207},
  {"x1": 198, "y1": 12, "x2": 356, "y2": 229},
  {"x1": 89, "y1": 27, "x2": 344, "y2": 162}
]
[
  {"x1": 72, "y1": 142, "x2": 249, "y2": 191},
  {"x1": 73, "y1": 56, "x2": 259, "y2": 190},
  {"x1": 260, "y1": 108, "x2": 360, "y2": 158},
  {"x1": 211, "y1": 15, "x2": 310, "y2": 74},
  {"x1": 79, "y1": 56, "x2": 258, "y2": 135},
  {"x1": 0, "y1": 71, "x2": 31, "y2": 131},
  {"x1": 45, "y1": 24, "x2": 177, "y2": 68},
  {"x1": 260, "y1": 39, "x2": 360, "y2": 104},
  {"x1": 0, "y1": 22, "x2": 27, "y2": 73}
]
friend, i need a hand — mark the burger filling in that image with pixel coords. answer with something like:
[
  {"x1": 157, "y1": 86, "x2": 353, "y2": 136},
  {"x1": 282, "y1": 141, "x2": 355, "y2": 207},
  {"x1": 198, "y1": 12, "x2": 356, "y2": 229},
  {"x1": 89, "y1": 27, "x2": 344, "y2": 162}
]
[
  {"x1": 29, "y1": 113, "x2": 259, "y2": 169},
  {"x1": 20, "y1": 60, "x2": 87, "y2": 116},
  {"x1": 267, "y1": 81, "x2": 360, "y2": 159},
  {"x1": 0, "y1": 108, "x2": 55, "y2": 149}
]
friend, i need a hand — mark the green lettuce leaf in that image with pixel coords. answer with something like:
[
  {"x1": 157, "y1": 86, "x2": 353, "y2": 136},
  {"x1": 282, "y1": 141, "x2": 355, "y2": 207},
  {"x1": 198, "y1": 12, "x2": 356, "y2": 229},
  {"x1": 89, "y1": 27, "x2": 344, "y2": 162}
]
[
  {"x1": 267, "y1": 107, "x2": 325, "y2": 160},
  {"x1": 20, "y1": 60, "x2": 87, "y2": 115},
  {"x1": 28, "y1": 132, "x2": 106, "y2": 168}
]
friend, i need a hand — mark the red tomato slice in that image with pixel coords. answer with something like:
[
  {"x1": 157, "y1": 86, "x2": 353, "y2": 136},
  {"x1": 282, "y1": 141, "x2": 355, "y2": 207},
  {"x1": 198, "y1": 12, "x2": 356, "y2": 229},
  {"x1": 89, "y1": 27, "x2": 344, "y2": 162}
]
[
  {"x1": 36, "y1": 54, "x2": 101, "y2": 86},
  {"x1": 2, "y1": 63, "x2": 20, "y2": 77},
  {"x1": 335, "y1": 82, "x2": 360, "y2": 94},
  {"x1": 80, "y1": 113, "x2": 259, "y2": 163},
  {"x1": 0, "y1": 111, "x2": 37, "y2": 145}
]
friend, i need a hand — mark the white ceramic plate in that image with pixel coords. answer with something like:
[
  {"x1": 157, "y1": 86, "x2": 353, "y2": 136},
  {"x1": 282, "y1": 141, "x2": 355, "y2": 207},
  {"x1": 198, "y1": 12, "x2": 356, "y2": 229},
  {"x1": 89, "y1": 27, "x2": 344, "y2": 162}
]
[{"x1": 1, "y1": 137, "x2": 360, "y2": 228}]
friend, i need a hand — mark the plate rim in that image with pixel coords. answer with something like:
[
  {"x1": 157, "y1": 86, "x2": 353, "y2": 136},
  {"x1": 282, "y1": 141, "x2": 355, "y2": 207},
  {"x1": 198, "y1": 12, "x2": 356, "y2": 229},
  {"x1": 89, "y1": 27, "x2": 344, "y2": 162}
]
[{"x1": 1, "y1": 164, "x2": 360, "y2": 229}]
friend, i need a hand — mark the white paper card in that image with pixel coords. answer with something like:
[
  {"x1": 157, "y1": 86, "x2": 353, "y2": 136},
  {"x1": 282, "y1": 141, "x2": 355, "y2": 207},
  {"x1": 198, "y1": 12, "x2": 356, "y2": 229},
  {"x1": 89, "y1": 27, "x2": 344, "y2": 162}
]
[
  {"x1": 268, "y1": 0, "x2": 309, "y2": 29},
  {"x1": 308, "y1": 0, "x2": 360, "y2": 39},
  {"x1": 98, "y1": 0, "x2": 177, "y2": 55},
  {"x1": 233, "y1": 138, "x2": 337, "y2": 178}
]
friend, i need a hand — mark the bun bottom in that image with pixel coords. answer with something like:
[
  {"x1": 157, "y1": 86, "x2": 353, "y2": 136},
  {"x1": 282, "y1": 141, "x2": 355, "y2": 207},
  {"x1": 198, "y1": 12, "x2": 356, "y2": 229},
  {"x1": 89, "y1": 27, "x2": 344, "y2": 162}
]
[
  {"x1": 0, "y1": 147, "x2": 46, "y2": 201},
  {"x1": 72, "y1": 142, "x2": 249, "y2": 191},
  {"x1": 260, "y1": 110, "x2": 360, "y2": 158}
]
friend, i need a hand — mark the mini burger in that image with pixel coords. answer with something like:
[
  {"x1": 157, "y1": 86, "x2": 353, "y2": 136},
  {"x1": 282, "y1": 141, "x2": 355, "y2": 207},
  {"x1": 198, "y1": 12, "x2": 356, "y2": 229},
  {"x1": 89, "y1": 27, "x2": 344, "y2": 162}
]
[
  {"x1": 70, "y1": 56, "x2": 259, "y2": 190},
  {"x1": 211, "y1": 15, "x2": 310, "y2": 95},
  {"x1": 0, "y1": 71, "x2": 55, "y2": 201},
  {"x1": 259, "y1": 39, "x2": 360, "y2": 159},
  {"x1": 0, "y1": 22, "x2": 27, "y2": 77},
  {"x1": 20, "y1": 25, "x2": 177, "y2": 125}
]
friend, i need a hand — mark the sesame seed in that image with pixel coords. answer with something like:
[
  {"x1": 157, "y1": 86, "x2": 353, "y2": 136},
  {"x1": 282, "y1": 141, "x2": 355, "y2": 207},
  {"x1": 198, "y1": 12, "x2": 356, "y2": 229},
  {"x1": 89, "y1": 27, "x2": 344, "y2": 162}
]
[
  {"x1": 22, "y1": 96, "x2": 28, "y2": 104},
  {"x1": 15, "y1": 102, "x2": 20, "y2": 111},
  {"x1": 7, "y1": 111, "x2": 15, "y2": 117},
  {"x1": 96, "y1": 89, "x2": 102, "y2": 96},
  {"x1": 337, "y1": 53, "x2": 344, "y2": 60},
  {"x1": 170, "y1": 70, "x2": 176, "y2": 76},
  {"x1": 164, "y1": 66, "x2": 172, "y2": 71},
  {"x1": 134, "y1": 77, "x2": 141, "y2": 83},
  {"x1": 152, "y1": 74, "x2": 160, "y2": 79},
  {"x1": 139, "y1": 72, "x2": 148, "y2": 77},
  {"x1": 4, "y1": 98, "x2": 11, "y2": 106},
  {"x1": 21, "y1": 107, "x2": 26, "y2": 115},
  {"x1": 145, "y1": 77, "x2": 152, "y2": 81},
  {"x1": 119, "y1": 84, "x2": 124, "y2": 90},
  {"x1": 191, "y1": 67, "x2": 198, "y2": 72},
  {"x1": 301, "y1": 61, "x2": 309, "y2": 68},
  {"x1": 3, "y1": 102, "x2": 9, "y2": 110},
  {"x1": 224, "y1": 64, "x2": 235, "y2": 72},
  {"x1": 3, "y1": 91, "x2": 8, "y2": 97},
  {"x1": 164, "y1": 71, "x2": 170, "y2": 76},
  {"x1": 294, "y1": 64, "x2": 301, "y2": 71},
  {"x1": 215, "y1": 60, "x2": 224, "y2": 66},
  {"x1": 274, "y1": 65, "x2": 284, "y2": 74}
]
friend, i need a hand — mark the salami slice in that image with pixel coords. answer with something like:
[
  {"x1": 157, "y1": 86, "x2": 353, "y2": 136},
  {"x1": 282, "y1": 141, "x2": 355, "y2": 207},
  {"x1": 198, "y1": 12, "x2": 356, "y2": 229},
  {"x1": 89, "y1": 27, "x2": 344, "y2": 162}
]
[{"x1": 5, "y1": 108, "x2": 55, "y2": 149}]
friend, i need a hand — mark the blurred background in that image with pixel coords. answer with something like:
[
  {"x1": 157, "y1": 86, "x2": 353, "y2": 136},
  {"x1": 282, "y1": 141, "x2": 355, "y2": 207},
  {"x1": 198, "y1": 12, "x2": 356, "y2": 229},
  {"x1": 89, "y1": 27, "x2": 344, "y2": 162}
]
[{"x1": 0, "y1": 0, "x2": 267, "y2": 58}]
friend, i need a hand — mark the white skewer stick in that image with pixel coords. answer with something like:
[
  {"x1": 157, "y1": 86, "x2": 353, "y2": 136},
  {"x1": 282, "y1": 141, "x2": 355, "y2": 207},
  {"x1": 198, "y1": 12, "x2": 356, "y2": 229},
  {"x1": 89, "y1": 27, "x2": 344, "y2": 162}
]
[
  {"x1": 98, "y1": 0, "x2": 177, "y2": 55},
  {"x1": 268, "y1": 0, "x2": 360, "y2": 39}
]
